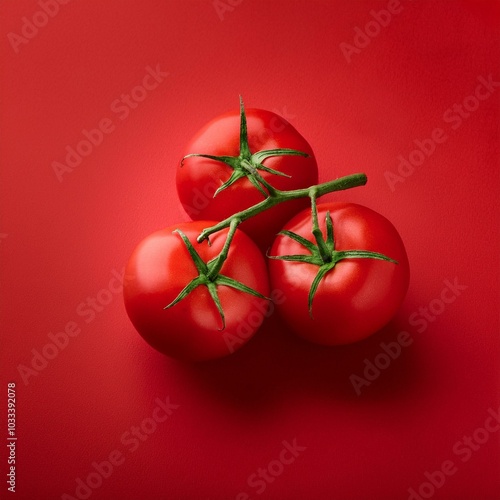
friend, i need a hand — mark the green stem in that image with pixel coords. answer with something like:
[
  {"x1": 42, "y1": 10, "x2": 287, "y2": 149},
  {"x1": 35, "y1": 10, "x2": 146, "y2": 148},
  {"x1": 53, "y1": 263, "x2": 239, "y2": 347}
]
[
  {"x1": 197, "y1": 173, "x2": 367, "y2": 243},
  {"x1": 309, "y1": 191, "x2": 331, "y2": 263},
  {"x1": 238, "y1": 95, "x2": 251, "y2": 158},
  {"x1": 206, "y1": 218, "x2": 240, "y2": 280}
]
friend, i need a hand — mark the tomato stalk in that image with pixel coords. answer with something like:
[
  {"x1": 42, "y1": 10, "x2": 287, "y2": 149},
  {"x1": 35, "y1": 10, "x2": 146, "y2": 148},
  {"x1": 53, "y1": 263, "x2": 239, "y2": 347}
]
[
  {"x1": 309, "y1": 191, "x2": 331, "y2": 263},
  {"x1": 205, "y1": 218, "x2": 240, "y2": 280},
  {"x1": 164, "y1": 172, "x2": 367, "y2": 328},
  {"x1": 196, "y1": 173, "x2": 368, "y2": 243}
]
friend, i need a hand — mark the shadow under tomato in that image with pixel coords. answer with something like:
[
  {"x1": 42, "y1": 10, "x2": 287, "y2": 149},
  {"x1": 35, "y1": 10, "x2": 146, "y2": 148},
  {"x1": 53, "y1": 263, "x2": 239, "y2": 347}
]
[{"x1": 156, "y1": 295, "x2": 423, "y2": 413}]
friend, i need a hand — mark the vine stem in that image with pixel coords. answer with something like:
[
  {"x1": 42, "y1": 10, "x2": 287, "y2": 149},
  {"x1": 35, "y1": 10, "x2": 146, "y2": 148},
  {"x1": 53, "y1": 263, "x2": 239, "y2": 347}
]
[
  {"x1": 309, "y1": 191, "x2": 331, "y2": 263},
  {"x1": 197, "y1": 173, "x2": 367, "y2": 243},
  {"x1": 206, "y1": 218, "x2": 240, "y2": 280}
]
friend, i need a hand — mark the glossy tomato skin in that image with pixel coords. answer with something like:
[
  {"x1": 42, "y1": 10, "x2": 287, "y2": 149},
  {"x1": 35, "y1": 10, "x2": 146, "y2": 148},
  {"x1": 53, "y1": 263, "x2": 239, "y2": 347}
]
[
  {"x1": 268, "y1": 203, "x2": 410, "y2": 346},
  {"x1": 176, "y1": 108, "x2": 318, "y2": 247},
  {"x1": 124, "y1": 221, "x2": 270, "y2": 361}
]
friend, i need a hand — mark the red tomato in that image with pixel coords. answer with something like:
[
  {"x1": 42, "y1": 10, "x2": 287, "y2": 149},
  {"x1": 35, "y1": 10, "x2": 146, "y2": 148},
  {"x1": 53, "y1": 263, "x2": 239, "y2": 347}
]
[
  {"x1": 176, "y1": 102, "x2": 318, "y2": 247},
  {"x1": 124, "y1": 221, "x2": 270, "y2": 361},
  {"x1": 268, "y1": 202, "x2": 410, "y2": 345}
]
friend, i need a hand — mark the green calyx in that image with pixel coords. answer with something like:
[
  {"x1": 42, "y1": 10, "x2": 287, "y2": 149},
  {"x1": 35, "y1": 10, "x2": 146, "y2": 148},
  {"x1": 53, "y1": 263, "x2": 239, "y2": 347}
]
[
  {"x1": 164, "y1": 220, "x2": 270, "y2": 330},
  {"x1": 268, "y1": 196, "x2": 398, "y2": 318},
  {"x1": 180, "y1": 96, "x2": 309, "y2": 198}
]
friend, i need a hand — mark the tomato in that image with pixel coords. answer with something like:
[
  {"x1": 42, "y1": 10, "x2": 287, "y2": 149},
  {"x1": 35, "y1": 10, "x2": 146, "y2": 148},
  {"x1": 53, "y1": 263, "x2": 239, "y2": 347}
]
[
  {"x1": 124, "y1": 221, "x2": 270, "y2": 361},
  {"x1": 268, "y1": 202, "x2": 410, "y2": 345},
  {"x1": 176, "y1": 99, "x2": 318, "y2": 247}
]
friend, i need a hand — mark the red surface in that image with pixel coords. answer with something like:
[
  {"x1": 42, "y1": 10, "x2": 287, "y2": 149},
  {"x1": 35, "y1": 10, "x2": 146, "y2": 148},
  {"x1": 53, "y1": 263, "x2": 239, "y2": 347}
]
[{"x1": 1, "y1": 1, "x2": 499, "y2": 499}]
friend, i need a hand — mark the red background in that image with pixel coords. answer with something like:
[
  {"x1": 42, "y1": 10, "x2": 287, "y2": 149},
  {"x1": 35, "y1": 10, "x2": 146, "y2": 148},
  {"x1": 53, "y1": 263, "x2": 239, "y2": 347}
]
[{"x1": 1, "y1": 1, "x2": 499, "y2": 499}]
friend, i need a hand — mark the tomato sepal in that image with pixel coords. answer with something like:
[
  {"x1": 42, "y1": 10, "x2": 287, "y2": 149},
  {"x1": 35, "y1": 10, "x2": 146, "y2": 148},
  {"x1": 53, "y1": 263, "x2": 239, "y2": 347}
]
[
  {"x1": 180, "y1": 96, "x2": 309, "y2": 200},
  {"x1": 164, "y1": 224, "x2": 271, "y2": 330},
  {"x1": 269, "y1": 203, "x2": 399, "y2": 318},
  {"x1": 308, "y1": 263, "x2": 336, "y2": 318}
]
